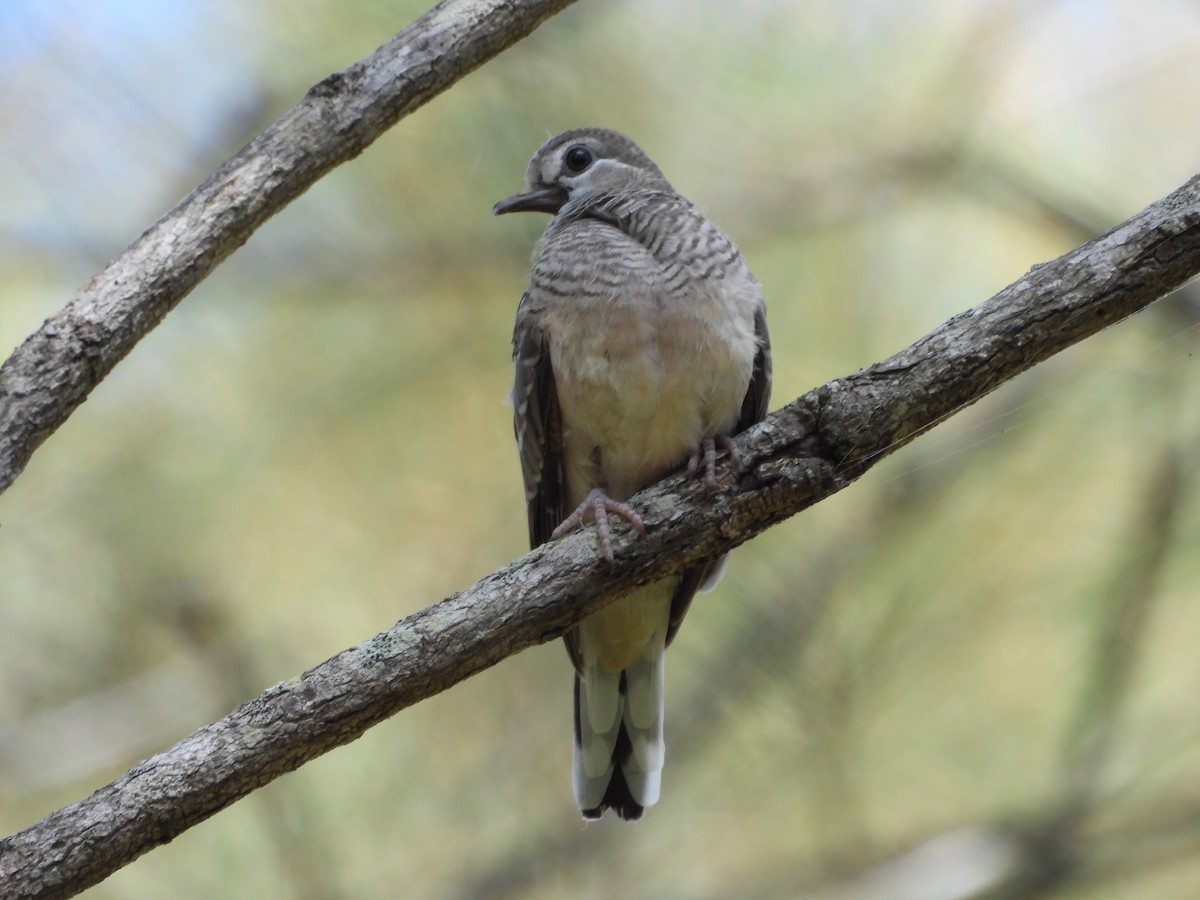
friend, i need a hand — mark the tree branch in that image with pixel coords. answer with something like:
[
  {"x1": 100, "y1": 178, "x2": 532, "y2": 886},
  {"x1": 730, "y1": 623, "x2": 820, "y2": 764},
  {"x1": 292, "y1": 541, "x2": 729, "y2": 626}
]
[
  {"x1": 1, "y1": 170, "x2": 1197, "y2": 897},
  {"x1": 0, "y1": 0, "x2": 578, "y2": 495}
]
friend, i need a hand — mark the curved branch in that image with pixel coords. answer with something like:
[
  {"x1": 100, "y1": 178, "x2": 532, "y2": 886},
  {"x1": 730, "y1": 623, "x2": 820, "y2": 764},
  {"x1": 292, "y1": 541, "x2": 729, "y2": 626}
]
[
  {"x1": 1, "y1": 173, "x2": 1197, "y2": 898},
  {"x1": 0, "y1": 0, "x2": 578, "y2": 495}
]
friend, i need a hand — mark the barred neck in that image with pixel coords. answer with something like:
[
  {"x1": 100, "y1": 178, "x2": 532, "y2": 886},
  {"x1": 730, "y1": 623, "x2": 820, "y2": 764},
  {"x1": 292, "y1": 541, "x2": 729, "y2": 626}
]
[
  {"x1": 558, "y1": 188, "x2": 692, "y2": 240},
  {"x1": 555, "y1": 187, "x2": 740, "y2": 276}
]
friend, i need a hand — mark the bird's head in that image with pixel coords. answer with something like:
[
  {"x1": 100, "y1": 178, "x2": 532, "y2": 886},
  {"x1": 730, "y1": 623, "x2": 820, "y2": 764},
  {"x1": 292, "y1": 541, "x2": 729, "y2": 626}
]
[{"x1": 493, "y1": 128, "x2": 671, "y2": 216}]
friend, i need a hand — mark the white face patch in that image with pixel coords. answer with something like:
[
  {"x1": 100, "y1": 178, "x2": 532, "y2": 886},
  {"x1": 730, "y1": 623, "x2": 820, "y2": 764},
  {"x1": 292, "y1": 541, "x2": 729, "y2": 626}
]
[{"x1": 564, "y1": 157, "x2": 622, "y2": 191}]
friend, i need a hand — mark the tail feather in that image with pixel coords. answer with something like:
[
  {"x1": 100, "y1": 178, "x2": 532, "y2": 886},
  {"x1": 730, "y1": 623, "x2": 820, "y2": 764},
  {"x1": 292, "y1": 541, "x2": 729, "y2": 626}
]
[
  {"x1": 622, "y1": 650, "x2": 665, "y2": 778},
  {"x1": 572, "y1": 647, "x2": 666, "y2": 821},
  {"x1": 623, "y1": 647, "x2": 665, "y2": 730},
  {"x1": 582, "y1": 660, "x2": 622, "y2": 735},
  {"x1": 583, "y1": 722, "x2": 643, "y2": 820},
  {"x1": 574, "y1": 670, "x2": 620, "y2": 782}
]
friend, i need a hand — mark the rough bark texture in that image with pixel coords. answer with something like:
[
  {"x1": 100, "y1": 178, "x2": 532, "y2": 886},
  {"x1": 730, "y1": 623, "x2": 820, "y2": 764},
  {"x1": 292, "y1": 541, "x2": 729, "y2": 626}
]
[
  {"x1": 0, "y1": 0, "x2": 578, "y2": 495},
  {"x1": 1, "y1": 173, "x2": 1197, "y2": 899}
]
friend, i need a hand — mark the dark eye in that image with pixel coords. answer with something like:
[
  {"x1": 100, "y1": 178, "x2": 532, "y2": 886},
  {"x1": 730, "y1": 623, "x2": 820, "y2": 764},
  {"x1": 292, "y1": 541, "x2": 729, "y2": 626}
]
[{"x1": 563, "y1": 146, "x2": 593, "y2": 173}]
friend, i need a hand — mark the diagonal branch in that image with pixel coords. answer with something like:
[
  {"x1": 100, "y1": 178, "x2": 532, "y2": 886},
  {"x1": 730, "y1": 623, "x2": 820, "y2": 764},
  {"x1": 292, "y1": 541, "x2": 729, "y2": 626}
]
[
  {"x1": 1, "y1": 172, "x2": 1197, "y2": 898},
  {"x1": 0, "y1": 0, "x2": 579, "y2": 495}
]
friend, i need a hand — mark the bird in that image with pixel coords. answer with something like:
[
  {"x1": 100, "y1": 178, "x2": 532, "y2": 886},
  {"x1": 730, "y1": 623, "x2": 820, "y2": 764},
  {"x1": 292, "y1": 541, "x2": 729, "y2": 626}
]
[{"x1": 494, "y1": 128, "x2": 771, "y2": 821}]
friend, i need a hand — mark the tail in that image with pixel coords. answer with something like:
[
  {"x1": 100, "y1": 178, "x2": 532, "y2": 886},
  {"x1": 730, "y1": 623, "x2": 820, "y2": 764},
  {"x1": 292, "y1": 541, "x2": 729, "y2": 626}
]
[{"x1": 572, "y1": 647, "x2": 665, "y2": 821}]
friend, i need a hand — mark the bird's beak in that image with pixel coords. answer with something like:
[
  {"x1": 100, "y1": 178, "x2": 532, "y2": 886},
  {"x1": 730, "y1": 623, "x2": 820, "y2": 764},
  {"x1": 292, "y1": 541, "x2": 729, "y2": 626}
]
[{"x1": 493, "y1": 184, "x2": 569, "y2": 216}]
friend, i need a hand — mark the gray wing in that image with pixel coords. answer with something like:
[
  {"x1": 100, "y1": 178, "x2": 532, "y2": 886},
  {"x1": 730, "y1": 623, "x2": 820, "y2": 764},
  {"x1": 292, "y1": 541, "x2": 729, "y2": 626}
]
[
  {"x1": 738, "y1": 303, "x2": 772, "y2": 433},
  {"x1": 666, "y1": 300, "x2": 772, "y2": 645},
  {"x1": 513, "y1": 293, "x2": 587, "y2": 672},
  {"x1": 512, "y1": 292, "x2": 565, "y2": 550}
]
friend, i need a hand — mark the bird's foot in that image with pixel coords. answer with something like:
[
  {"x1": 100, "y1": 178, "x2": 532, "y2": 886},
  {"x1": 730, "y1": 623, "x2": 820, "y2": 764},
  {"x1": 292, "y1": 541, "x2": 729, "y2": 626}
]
[
  {"x1": 552, "y1": 488, "x2": 646, "y2": 564},
  {"x1": 686, "y1": 435, "x2": 739, "y2": 490}
]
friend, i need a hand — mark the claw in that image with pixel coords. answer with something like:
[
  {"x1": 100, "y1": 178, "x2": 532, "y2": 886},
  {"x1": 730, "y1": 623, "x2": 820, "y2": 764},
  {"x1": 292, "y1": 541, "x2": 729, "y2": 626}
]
[
  {"x1": 686, "y1": 435, "x2": 739, "y2": 490},
  {"x1": 552, "y1": 488, "x2": 646, "y2": 564}
]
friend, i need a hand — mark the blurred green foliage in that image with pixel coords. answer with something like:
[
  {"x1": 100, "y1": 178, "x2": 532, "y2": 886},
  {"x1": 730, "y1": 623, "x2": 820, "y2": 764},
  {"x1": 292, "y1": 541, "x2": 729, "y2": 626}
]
[{"x1": 2, "y1": 1, "x2": 1200, "y2": 897}]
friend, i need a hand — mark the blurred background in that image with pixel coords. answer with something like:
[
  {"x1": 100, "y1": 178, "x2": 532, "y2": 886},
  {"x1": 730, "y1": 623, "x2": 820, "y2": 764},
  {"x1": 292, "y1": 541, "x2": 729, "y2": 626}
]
[{"x1": 2, "y1": 0, "x2": 1200, "y2": 897}]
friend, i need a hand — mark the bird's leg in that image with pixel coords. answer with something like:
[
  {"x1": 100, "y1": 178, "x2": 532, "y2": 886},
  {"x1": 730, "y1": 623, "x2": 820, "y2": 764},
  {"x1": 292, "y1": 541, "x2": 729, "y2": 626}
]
[
  {"x1": 552, "y1": 488, "x2": 646, "y2": 564},
  {"x1": 686, "y1": 435, "x2": 740, "y2": 490}
]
